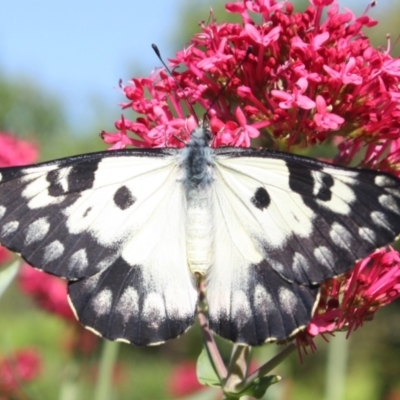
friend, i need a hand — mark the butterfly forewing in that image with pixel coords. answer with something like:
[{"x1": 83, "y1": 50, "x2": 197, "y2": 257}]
[{"x1": 0, "y1": 149, "x2": 198, "y2": 345}]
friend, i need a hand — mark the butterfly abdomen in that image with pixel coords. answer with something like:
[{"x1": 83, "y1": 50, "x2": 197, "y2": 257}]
[
  {"x1": 182, "y1": 125, "x2": 215, "y2": 275},
  {"x1": 186, "y1": 188, "x2": 214, "y2": 275}
]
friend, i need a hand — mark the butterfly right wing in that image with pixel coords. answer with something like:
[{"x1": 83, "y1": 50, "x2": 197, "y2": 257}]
[
  {"x1": 206, "y1": 148, "x2": 400, "y2": 345},
  {"x1": 0, "y1": 149, "x2": 198, "y2": 345}
]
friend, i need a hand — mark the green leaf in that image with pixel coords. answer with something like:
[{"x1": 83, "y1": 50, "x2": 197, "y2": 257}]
[
  {"x1": 0, "y1": 260, "x2": 21, "y2": 299},
  {"x1": 244, "y1": 375, "x2": 281, "y2": 399},
  {"x1": 196, "y1": 347, "x2": 222, "y2": 388},
  {"x1": 224, "y1": 375, "x2": 281, "y2": 399}
]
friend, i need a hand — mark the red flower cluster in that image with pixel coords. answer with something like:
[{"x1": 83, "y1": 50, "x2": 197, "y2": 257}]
[
  {"x1": 298, "y1": 247, "x2": 400, "y2": 351},
  {"x1": 18, "y1": 265, "x2": 75, "y2": 321},
  {"x1": 0, "y1": 132, "x2": 38, "y2": 168},
  {"x1": 102, "y1": 0, "x2": 400, "y2": 174},
  {"x1": 102, "y1": 0, "x2": 400, "y2": 347},
  {"x1": 0, "y1": 348, "x2": 41, "y2": 394},
  {"x1": 0, "y1": 132, "x2": 38, "y2": 266}
]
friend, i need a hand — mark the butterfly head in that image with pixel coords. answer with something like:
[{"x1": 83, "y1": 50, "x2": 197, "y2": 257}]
[{"x1": 187, "y1": 122, "x2": 213, "y2": 149}]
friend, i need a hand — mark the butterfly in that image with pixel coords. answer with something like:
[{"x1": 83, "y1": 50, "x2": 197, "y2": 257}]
[{"x1": 0, "y1": 123, "x2": 400, "y2": 346}]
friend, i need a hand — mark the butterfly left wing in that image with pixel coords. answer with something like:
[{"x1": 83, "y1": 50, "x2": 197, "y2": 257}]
[
  {"x1": 206, "y1": 148, "x2": 400, "y2": 345},
  {"x1": 0, "y1": 150, "x2": 198, "y2": 345}
]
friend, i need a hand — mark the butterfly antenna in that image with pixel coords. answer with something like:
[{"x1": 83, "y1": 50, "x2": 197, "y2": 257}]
[
  {"x1": 204, "y1": 46, "x2": 252, "y2": 122},
  {"x1": 151, "y1": 44, "x2": 198, "y2": 124}
]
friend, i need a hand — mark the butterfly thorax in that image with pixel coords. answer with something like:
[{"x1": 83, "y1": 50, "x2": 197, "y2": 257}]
[{"x1": 181, "y1": 125, "x2": 215, "y2": 275}]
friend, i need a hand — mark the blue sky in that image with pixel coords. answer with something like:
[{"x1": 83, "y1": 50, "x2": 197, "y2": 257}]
[{"x1": 0, "y1": 0, "x2": 392, "y2": 130}]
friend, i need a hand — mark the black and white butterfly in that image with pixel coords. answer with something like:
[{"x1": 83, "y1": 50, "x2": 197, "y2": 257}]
[{"x1": 0, "y1": 124, "x2": 400, "y2": 346}]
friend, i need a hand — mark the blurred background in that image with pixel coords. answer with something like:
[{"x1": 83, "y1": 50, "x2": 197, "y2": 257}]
[{"x1": 0, "y1": 0, "x2": 399, "y2": 399}]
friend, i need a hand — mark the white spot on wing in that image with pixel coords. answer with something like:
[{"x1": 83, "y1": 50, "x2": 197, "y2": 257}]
[
  {"x1": 232, "y1": 290, "x2": 251, "y2": 329},
  {"x1": 25, "y1": 175, "x2": 65, "y2": 208},
  {"x1": 83, "y1": 273, "x2": 101, "y2": 291},
  {"x1": 68, "y1": 249, "x2": 89, "y2": 272},
  {"x1": 0, "y1": 206, "x2": 6, "y2": 220},
  {"x1": 317, "y1": 169, "x2": 355, "y2": 214},
  {"x1": 95, "y1": 255, "x2": 119, "y2": 272},
  {"x1": 311, "y1": 170, "x2": 326, "y2": 197},
  {"x1": 386, "y1": 188, "x2": 400, "y2": 198},
  {"x1": 93, "y1": 289, "x2": 113, "y2": 315},
  {"x1": 115, "y1": 286, "x2": 139, "y2": 323},
  {"x1": 371, "y1": 211, "x2": 393, "y2": 231},
  {"x1": 24, "y1": 217, "x2": 50, "y2": 245},
  {"x1": 143, "y1": 293, "x2": 165, "y2": 329},
  {"x1": 254, "y1": 284, "x2": 272, "y2": 315},
  {"x1": 329, "y1": 223, "x2": 352, "y2": 249},
  {"x1": 313, "y1": 246, "x2": 334, "y2": 269},
  {"x1": 270, "y1": 260, "x2": 285, "y2": 274},
  {"x1": 55, "y1": 168, "x2": 71, "y2": 192},
  {"x1": 293, "y1": 252, "x2": 311, "y2": 274},
  {"x1": 375, "y1": 175, "x2": 393, "y2": 187},
  {"x1": 358, "y1": 227, "x2": 376, "y2": 243},
  {"x1": 43, "y1": 240, "x2": 64, "y2": 262},
  {"x1": 379, "y1": 195, "x2": 400, "y2": 214},
  {"x1": 278, "y1": 287, "x2": 298, "y2": 314},
  {"x1": 1, "y1": 221, "x2": 19, "y2": 236}
]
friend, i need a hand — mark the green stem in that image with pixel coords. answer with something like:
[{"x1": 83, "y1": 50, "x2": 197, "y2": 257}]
[
  {"x1": 197, "y1": 304, "x2": 227, "y2": 380},
  {"x1": 223, "y1": 345, "x2": 251, "y2": 392},
  {"x1": 324, "y1": 333, "x2": 349, "y2": 400},
  {"x1": 241, "y1": 343, "x2": 295, "y2": 388},
  {"x1": 93, "y1": 340, "x2": 120, "y2": 400},
  {"x1": 0, "y1": 260, "x2": 21, "y2": 299}
]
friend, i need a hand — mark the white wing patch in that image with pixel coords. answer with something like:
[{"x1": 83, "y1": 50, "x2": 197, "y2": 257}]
[
  {"x1": 93, "y1": 289, "x2": 113, "y2": 316},
  {"x1": 115, "y1": 287, "x2": 139, "y2": 322},
  {"x1": 43, "y1": 240, "x2": 65, "y2": 263},
  {"x1": 313, "y1": 246, "x2": 334, "y2": 269},
  {"x1": 1, "y1": 221, "x2": 19, "y2": 236},
  {"x1": 329, "y1": 223, "x2": 352, "y2": 250},
  {"x1": 358, "y1": 227, "x2": 376, "y2": 243},
  {"x1": 379, "y1": 194, "x2": 400, "y2": 214},
  {"x1": 68, "y1": 249, "x2": 89, "y2": 273},
  {"x1": 24, "y1": 217, "x2": 50, "y2": 245}
]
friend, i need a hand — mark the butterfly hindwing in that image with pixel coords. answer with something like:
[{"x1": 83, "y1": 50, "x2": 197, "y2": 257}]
[
  {"x1": 206, "y1": 148, "x2": 400, "y2": 345},
  {"x1": 0, "y1": 150, "x2": 198, "y2": 345}
]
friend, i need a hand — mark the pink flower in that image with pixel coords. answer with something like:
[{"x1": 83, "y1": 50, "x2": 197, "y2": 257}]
[
  {"x1": 291, "y1": 32, "x2": 329, "y2": 52},
  {"x1": 311, "y1": 0, "x2": 334, "y2": 5},
  {"x1": 0, "y1": 132, "x2": 38, "y2": 267},
  {"x1": 0, "y1": 132, "x2": 38, "y2": 167},
  {"x1": 297, "y1": 248, "x2": 400, "y2": 352},
  {"x1": 244, "y1": 24, "x2": 281, "y2": 47},
  {"x1": 323, "y1": 57, "x2": 362, "y2": 85},
  {"x1": 271, "y1": 78, "x2": 316, "y2": 110},
  {"x1": 0, "y1": 348, "x2": 41, "y2": 393},
  {"x1": 100, "y1": 115, "x2": 149, "y2": 149},
  {"x1": 102, "y1": 0, "x2": 400, "y2": 153},
  {"x1": 313, "y1": 95, "x2": 344, "y2": 130}
]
